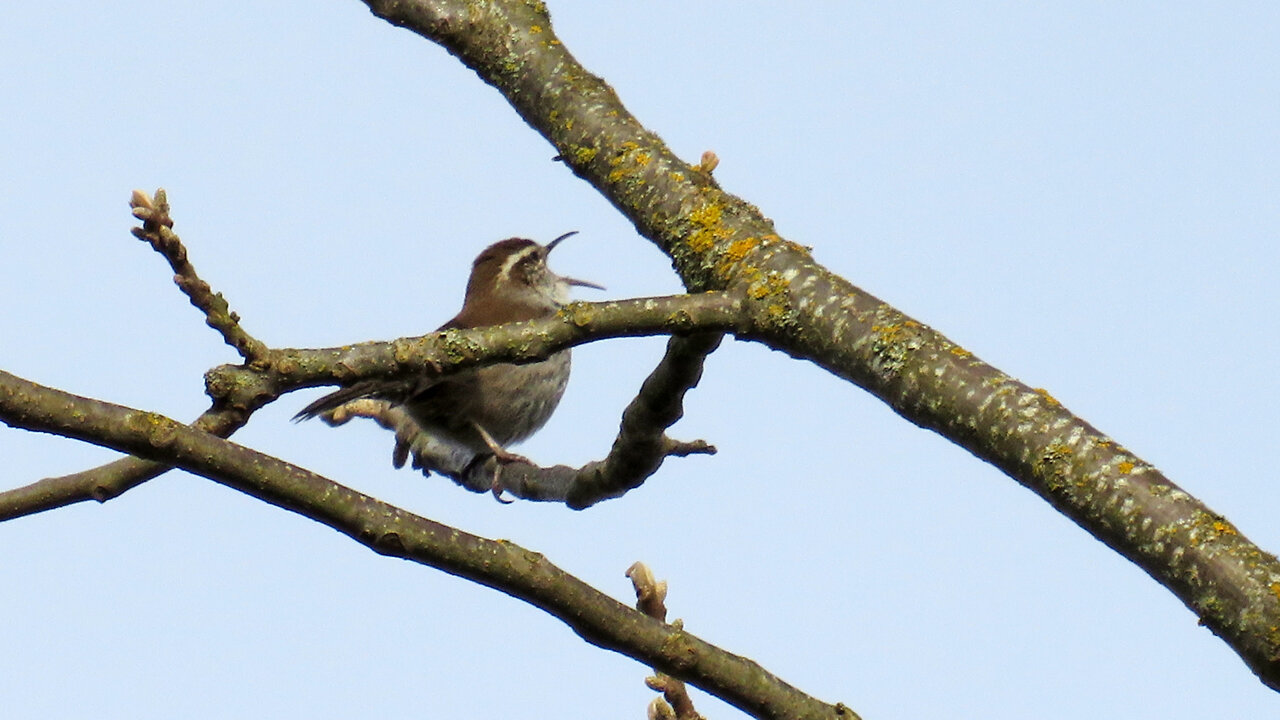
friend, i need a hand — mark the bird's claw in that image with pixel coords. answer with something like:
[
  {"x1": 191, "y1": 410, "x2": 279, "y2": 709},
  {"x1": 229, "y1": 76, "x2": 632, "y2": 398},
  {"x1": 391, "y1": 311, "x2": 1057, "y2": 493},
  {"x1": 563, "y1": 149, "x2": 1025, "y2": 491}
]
[{"x1": 488, "y1": 453, "x2": 531, "y2": 504}]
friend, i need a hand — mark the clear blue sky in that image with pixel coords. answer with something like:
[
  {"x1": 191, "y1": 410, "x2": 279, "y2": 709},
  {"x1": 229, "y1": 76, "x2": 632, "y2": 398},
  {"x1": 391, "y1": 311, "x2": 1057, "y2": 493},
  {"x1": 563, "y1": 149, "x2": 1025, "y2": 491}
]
[{"x1": 3, "y1": 3, "x2": 1279, "y2": 718}]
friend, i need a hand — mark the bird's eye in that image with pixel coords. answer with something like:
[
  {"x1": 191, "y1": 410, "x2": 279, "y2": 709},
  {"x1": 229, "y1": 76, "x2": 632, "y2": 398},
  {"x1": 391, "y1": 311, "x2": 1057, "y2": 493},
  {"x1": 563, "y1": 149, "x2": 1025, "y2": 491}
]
[{"x1": 511, "y1": 252, "x2": 542, "y2": 281}]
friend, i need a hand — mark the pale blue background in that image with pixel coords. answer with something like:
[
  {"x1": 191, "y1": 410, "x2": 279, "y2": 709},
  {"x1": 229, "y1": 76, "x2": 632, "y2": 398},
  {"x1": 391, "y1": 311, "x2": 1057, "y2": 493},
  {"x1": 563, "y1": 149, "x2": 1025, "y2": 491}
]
[{"x1": 3, "y1": 3, "x2": 1279, "y2": 718}]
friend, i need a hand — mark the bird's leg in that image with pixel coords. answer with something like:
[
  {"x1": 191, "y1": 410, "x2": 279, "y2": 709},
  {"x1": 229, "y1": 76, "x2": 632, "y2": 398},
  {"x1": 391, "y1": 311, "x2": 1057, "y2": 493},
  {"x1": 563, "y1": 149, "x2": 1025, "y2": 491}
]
[
  {"x1": 472, "y1": 423, "x2": 533, "y2": 466},
  {"x1": 472, "y1": 423, "x2": 531, "y2": 503}
]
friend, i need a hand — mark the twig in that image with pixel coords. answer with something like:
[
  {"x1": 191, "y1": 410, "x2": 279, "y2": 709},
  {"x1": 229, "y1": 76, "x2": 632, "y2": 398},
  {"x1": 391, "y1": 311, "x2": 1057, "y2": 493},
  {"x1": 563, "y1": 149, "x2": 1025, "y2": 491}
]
[
  {"x1": 627, "y1": 562, "x2": 709, "y2": 720},
  {"x1": 0, "y1": 187, "x2": 742, "y2": 522},
  {"x1": 130, "y1": 189, "x2": 268, "y2": 364},
  {"x1": 0, "y1": 292, "x2": 740, "y2": 521},
  {"x1": 486, "y1": 332, "x2": 723, "y2": 507}
]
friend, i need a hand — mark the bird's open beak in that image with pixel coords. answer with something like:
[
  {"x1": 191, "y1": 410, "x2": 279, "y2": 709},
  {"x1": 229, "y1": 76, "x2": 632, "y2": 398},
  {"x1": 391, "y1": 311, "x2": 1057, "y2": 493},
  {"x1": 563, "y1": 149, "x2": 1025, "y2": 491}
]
[
  {"x1": 565, "y1": 276, "x2": 605, "y2": 290},
  {"x1": 548, "y1": 231, "x2": 606, "y2": 290}
]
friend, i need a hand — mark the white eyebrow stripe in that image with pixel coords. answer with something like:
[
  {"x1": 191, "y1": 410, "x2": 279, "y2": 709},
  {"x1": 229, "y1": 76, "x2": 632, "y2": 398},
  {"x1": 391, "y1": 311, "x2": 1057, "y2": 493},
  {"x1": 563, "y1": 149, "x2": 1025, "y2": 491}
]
[{"x1": 498, "y1": 243, "x2": 540, "y2": 279}]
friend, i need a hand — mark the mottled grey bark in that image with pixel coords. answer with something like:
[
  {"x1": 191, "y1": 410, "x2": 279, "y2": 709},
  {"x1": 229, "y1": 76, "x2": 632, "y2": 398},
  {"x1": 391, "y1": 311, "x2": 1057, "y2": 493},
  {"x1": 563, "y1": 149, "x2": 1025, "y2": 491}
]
[
  {"x1": 2, "y1": 2, "x2": 1278, "y2": 716},
  {"x1": 362, "y1": 0, "x2": 1280, "y2": 691},
  {"x1": 0, "y1": 369, "x2": 855, "y2": 720}
]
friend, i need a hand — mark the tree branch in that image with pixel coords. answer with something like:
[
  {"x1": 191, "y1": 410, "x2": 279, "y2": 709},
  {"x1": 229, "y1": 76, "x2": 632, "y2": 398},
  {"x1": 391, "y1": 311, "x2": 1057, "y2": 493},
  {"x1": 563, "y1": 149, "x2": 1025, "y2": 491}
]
[
  {"x1": 130, "y1": 189, "x2": 268, "y2": 364},
  {"x1": 0, "y1": 211, "x2": 743, "y2": 521},
  {"x1": 0, "y1": 408, "x2": 243, "y2": 521},
  {"x1": 425, "y1": 330, "x2": 723, "y2": 504},
  {"x1": 358, "y1": 0, "x2": 1280, "y2": 690},
  {"x1": 0, "y1": 188, "x2": 280, "y2": 521},
  {"x1": 628, "y1": 561, "x2": 713, "y2": 720},
  {"x1": 8, "y1": 0, "x2": 1278, "y2": 701},
  {"x1": 0, "y1": 368, "x2": 855, "y2": 720}
]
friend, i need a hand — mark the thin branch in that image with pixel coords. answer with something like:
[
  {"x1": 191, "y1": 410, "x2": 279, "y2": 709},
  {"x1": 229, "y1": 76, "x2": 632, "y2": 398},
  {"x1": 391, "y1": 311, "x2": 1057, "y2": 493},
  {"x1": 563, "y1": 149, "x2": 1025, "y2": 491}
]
[
  {"x1": 0, "y1": 368, "x2": 854, "y2": 720},
  {"x1": 0, "y1": 184, "x2": 744, "y2": 522},
  {"x1": 569, "y1": 331, "x2": 722, "y2": 506},
  {"x1": 0, "y1": 408, "x2": 243, "y2": 521},
  {"x1": 130, "y1": 188, "x2": 268, "y2": 364},
  {"x1": 628, "y1": 562, "x2": 724, "y2": 720},
  {"x1": 485, "y1": 331, "x2": 723, "y2": 507},
  {"x1": 262, "y1": 330, "x2": 724, "y2": 506},
  {"x1": 0, "y1": 286, "x2": 742, "y2": 521},
  {"x1": 0, "y1": 190, "x2": 280, "y2": 520},
  {"x1": 272, "y1": 295, "x2": 743, "y2": 393}
]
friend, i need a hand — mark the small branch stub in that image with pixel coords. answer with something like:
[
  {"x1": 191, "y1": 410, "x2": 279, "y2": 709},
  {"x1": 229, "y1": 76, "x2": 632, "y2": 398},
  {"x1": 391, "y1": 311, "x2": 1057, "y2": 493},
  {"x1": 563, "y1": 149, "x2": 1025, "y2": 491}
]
[{"x1": 628, "y1": 562, "x2": 703, "y2": 720}]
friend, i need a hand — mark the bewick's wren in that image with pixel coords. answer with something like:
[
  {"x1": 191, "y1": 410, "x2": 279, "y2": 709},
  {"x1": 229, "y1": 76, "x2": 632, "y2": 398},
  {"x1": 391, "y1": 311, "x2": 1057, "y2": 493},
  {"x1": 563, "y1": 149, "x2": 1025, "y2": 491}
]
[{"x1": 294, "y1": 233, "x2": 602, "y2": 491}]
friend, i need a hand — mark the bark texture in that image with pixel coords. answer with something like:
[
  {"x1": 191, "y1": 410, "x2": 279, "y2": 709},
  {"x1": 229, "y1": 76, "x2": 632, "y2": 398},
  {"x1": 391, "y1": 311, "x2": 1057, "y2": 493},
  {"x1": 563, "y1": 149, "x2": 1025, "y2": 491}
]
[{"x1": 362, "y1": 0, "x2": 1280, "y2": 689}]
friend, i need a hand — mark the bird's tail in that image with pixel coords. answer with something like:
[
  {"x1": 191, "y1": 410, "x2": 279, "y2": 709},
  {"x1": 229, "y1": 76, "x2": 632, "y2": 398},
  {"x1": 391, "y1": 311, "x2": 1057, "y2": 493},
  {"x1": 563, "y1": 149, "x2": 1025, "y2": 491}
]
[{"x1": 292, "y1": 381, "x2": 387, "y2": 422}]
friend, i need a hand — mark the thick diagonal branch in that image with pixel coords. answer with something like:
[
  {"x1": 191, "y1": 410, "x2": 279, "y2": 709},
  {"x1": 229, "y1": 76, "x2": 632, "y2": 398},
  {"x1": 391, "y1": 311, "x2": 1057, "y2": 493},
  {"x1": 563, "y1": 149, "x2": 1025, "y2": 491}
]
[
  {"x1": 0, "y1": 369, "x2": 852, "y2": 720},
  {"x1": 359, "y1": 0, "x2": 1280, "y2": 690}
]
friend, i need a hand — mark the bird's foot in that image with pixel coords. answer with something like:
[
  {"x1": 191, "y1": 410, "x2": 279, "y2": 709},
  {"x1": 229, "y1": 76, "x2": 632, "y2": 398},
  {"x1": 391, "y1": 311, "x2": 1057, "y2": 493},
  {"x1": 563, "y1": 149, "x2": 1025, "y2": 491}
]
[{"x1": 488, "y1": 450, "x2": 535, "y2": 504}]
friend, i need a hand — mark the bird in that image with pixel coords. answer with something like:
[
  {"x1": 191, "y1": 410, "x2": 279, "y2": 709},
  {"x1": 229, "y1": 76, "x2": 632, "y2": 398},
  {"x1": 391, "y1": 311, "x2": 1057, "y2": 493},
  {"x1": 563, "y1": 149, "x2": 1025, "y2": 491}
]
[{"x1": 294, "y1": 233, "x2": 603, "y2": 494}]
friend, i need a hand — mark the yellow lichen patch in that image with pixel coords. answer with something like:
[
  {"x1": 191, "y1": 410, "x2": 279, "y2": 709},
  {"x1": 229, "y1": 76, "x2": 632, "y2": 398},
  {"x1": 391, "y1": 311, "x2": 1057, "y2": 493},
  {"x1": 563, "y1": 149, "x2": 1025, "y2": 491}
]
[
  {"x1": 1117, "y1": 461, "x2": 1135, "y2": 474},
  {"x1": 688, "y1": 201, "x2": 721, "y2": 228},
  {"x1": 669, "y1": 171, "x2": 686, "y2": 183},
  {"x1": 559, "y1": 303, "x2": 593, "y2": 328},
  {"x1": 748, "y1": 273, "x2": 790, "y2": 300},
  {"x1": 605, "y1": 142, "x2": 649, "y2": 185},
  {"x1": 665, "y1": 308, "x2": 695, "y2": 331},
  {"x1": 529, "y1": 24, "x2": 543, "y2": 33},
  {"x1": 1270, "y1": 583, "x2": 1280, "y2": 602},
  {"x1": 1034, "y1": 387, "x2": 1060, "y2": 406},
  {"x1": 871, "y1": 321, "x2": 919, "y2": 346},
  {"x1": 686, "y1": 200, "x2": 731, "y2": 252},
  {"x1": 713, "y1": 237, "x2": 762, "y2": 283},
  {"x1": 1212, "y1": 520, "x2": 1238, "y2": 536},
  {"x1": 571, "y1": 145, "x2": 598, "y2": 164},
  {"x1": 1043, "y1": 443, "x2": 1071, "y2": 459},
  {"x1": 726, "y1": 237, "x2": 759, "y2": 260},
  {"x1": 549, "y1": 110, "x2": 573, "y2": 131},
  {"x1": 949, "y1": 345, "x2": 973, "y2": 359}
]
